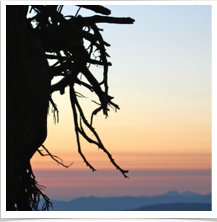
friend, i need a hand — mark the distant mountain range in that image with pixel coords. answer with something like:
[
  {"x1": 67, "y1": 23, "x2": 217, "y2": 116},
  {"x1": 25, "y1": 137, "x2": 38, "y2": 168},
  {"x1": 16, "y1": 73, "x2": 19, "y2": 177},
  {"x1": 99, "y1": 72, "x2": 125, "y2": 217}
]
[
  {"x1": 42, "y1": 191, "x2": 211, "y2": 211},
  {"x1": 128, "y1": 202, "x2": 211, "y2": 211}
]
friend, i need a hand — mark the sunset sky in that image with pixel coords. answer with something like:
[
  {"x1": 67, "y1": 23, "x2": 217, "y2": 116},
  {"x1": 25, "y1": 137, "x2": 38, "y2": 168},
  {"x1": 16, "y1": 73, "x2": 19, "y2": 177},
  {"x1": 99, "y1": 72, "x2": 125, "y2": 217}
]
[{"x1": 28, "y1": 4, "x2": 212, "y2": 201}]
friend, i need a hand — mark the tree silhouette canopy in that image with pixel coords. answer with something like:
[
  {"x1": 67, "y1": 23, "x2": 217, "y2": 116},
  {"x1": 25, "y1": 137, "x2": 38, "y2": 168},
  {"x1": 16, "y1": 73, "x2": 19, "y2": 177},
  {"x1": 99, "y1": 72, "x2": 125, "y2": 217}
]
[{"x1": 6, "y1": 5, "x2": 134, "y2": 211}]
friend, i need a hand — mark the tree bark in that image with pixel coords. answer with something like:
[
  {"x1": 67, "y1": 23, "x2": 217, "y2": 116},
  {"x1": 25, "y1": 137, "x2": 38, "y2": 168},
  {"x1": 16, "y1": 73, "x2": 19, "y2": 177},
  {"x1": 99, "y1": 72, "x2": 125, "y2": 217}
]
[{"x1": 6, "y1": 6, "x2": 50, "y2": 210}]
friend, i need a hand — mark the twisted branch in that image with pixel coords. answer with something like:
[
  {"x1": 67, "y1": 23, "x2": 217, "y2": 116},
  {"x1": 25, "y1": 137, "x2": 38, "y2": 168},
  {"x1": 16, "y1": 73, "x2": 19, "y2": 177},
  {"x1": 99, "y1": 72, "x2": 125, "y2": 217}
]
[
  {"x1": 69, "y1": 85, "x2": 128, "y2": 178},
  {"x1": 69, "y1": 84, "x2": 96, "y2": 172},
  {"x1": 38, "y1": 145, "x2": 73, "y2": 168}
]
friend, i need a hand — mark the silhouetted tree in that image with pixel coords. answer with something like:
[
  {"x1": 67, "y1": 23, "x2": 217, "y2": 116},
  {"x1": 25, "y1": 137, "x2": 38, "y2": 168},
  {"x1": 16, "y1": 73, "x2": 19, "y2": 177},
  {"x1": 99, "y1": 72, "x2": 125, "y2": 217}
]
[{"x1": 6, "y1": 5, "x2": 134, "y2": 211}]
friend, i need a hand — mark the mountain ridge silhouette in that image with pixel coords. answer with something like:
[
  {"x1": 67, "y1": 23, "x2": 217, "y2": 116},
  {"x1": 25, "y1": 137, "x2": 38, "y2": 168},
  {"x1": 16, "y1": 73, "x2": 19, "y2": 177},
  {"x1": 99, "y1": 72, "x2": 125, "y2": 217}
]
[
  {"x1": 127, "y1": 202, "x2": 211, "y2": 211},
  {"x1": 41, "y1": 191, "x2": 211, "y2": 211}
]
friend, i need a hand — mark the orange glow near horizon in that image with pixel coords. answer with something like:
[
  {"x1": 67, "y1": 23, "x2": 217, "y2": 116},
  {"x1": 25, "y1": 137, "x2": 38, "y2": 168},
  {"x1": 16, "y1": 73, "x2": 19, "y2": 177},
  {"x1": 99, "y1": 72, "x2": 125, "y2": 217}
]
[
  {"x1": 31, "y1": 151, "x2": 211, "y2": 170},
  {"x1": 31, "y1": 87, "x2": 211, "y2": 171}
]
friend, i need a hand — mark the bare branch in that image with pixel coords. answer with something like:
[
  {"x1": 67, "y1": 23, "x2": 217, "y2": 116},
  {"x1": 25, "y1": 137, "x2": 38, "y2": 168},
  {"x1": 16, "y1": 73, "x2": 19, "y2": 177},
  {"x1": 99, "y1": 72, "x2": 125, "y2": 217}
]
[
  {"x1": 49, "y1": 97, "x2": 59, "y2": 124},
  {"x1": 50, "y1": 68, "x2": 79, "y2": 94},
  {"x1": 72, "y1": 87, "x2": 129, "y2": 178},
  {"x1": 69, "y1": 84, "x2": 96, "y2": 172},
  {"x1": 77, "y1": 15, "x2": 135, "y2": 25},
  {"x1": 91, "y1": 23, "x2": 109, "y2": 96},
  {"x1": 38, "y1": 145, "x2": 73, "y2": 168}
]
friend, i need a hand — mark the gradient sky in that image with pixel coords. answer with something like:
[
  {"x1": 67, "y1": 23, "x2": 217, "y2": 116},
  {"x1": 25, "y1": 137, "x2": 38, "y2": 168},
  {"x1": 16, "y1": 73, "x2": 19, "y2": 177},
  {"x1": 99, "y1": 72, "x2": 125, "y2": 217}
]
[{"x1": 30, "y1": 4, "x2": 212, "y2": 201}]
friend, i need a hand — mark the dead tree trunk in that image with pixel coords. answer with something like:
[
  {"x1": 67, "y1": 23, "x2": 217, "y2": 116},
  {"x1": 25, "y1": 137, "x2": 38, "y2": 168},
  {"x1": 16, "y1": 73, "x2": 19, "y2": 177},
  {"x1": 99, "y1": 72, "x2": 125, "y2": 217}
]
[
  {"x1": 6, "y1": 5, "x2": 134, "y2": 210},
  {"x1": 6, "y1": 6, "x2": 50, "y2": 210}
]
